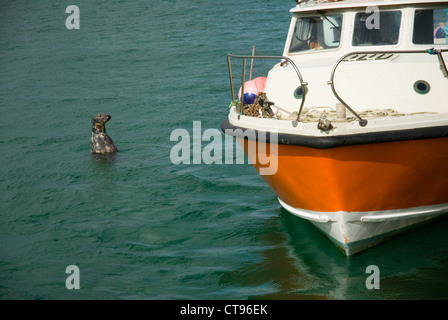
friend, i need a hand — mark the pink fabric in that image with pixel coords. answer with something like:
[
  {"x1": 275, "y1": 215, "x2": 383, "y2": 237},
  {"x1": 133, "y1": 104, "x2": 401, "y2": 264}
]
[{"x1": 238, "y1": 77, "x2": 267, "y2": 100}]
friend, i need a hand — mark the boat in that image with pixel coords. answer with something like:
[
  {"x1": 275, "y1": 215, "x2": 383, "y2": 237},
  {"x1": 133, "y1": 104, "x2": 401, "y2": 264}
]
[{"x1": 221, "y1": 0, "x2": 448, "y2": 255}]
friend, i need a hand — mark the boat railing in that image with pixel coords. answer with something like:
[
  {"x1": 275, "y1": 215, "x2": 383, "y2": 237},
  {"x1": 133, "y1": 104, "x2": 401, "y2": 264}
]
[
  {"x1": 329, "y1": 48, "x2": 448, "y2": 127},
  {"x1": 226, "y1": 54, "x2": 308, "y2": 124},
  {"x1": 227, "y1": 48, "x2": 448, "y2": 127}
]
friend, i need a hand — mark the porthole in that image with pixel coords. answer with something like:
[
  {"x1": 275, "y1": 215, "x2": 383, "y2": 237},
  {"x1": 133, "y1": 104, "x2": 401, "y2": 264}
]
[
  {"x1": 293, "y1": 85, "x2": 307, "y2": 99},
  {"x1": 413, "y1": 80, "x2": 430, "y2": 95}
]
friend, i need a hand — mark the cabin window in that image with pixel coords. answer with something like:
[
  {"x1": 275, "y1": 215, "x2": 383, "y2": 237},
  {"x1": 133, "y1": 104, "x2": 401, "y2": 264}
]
[
  {"x1": 413, "y1": 8, "x2": 448, "y2": 45},
  {"x1": 289, "y1": 13, "x2": 342, "y2": 53},
  {"x1": 353, "y1": 11, "x2": 402, "y2": 46}
]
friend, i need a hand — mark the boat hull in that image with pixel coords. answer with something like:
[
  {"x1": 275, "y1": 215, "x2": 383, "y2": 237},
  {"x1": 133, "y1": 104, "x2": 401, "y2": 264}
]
[
  {"x1": 235, "y1": 135, "x2": 448, "y2": 255},
  {"x1": 279, "y1": 199, "x2": 448, "y2": 255}
]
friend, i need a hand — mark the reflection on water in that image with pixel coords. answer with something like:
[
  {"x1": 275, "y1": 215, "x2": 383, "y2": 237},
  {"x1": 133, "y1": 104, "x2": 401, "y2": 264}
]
[
  {"x1": 219, "y1": 206, "x2": 448, "y2": 300},
  {"x1": 219, "y1": 217, "x2": 326, "y2": 299}
]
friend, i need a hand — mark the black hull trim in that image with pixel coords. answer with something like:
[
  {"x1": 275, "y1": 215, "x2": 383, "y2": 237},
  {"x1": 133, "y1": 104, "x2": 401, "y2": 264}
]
[{"x1": 221, "y1": 118, "x2": 448, "y2": 149}]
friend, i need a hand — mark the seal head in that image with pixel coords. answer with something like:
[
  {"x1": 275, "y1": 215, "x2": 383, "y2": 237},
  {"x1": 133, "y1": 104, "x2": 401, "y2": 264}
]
[{"x1": 90, "y1": 113, "x2": 119, "y2": 154}]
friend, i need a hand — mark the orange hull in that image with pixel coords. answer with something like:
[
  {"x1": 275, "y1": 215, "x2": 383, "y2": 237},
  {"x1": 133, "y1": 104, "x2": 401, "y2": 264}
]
[{"x1": 237, "y1": 137, "x2": 448, "y2": 213}]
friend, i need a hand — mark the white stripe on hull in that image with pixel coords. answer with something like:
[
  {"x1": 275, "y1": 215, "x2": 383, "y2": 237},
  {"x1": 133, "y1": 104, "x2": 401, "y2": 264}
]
[{"x1": 279, "y1": 199, "x2": 448, "y2": 255}]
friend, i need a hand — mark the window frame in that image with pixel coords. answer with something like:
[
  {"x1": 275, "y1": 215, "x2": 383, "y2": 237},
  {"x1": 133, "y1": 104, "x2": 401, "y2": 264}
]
[
  {"x1": 412, "y1": 6, "x2": 448, "y2": 46},
  {"x1": 351, "y1": 9, "x2": 403, "y2": 47},
  {"x1": 287, "y1": 12, "x2": 344, "y2": 54}
]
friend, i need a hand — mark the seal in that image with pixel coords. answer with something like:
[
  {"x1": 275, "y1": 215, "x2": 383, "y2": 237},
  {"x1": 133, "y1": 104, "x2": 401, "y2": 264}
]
[{"x1": 90, "y1": 113, "x2": 119, "y2": 154}]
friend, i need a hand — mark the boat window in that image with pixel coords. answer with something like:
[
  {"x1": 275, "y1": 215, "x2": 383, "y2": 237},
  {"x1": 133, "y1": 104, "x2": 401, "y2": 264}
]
[
  {"x1": 289, "y1": 13, "x2": 342, "y2": 53},
  {"x1": 413, "y1": 8, "x2": 448, "y2": 45},
  {"x1": 353, "y1": 11, "x2": 402, "y2": 46}
]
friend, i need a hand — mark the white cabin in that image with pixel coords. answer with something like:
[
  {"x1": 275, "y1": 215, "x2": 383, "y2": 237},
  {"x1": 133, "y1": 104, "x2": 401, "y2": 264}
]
[{"x1": 264, "y1": 0, "x2": 448, "y2": 116}]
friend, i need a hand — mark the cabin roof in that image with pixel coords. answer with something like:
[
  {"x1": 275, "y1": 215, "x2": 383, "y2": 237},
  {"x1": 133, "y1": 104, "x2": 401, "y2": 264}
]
[{"x1": 291, "y1": 0, "x2": 447, "y2": 13}]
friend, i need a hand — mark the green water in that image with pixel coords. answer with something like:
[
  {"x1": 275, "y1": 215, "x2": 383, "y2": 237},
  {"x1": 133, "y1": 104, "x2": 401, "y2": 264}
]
[{"x1": 1, "y1": 0, "x2": 447, "y2": 300}]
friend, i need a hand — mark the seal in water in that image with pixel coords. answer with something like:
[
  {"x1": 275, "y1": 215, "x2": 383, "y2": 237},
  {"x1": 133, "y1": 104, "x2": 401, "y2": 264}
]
[{"x1": 90, "y1": 113, "x2": 119, "y2": 154}]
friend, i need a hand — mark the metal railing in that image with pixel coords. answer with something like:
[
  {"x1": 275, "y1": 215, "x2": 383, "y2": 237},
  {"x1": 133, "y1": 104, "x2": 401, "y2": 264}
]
[
  {"x1": 227, "y1": 48, "x2": 448, "y2": 127},
  {"x1": 227, "y1": 54, "x2": 308, "y2": 123},
  {"x1": 328, "y1": 48, "x2": 448, "y2": 127}
]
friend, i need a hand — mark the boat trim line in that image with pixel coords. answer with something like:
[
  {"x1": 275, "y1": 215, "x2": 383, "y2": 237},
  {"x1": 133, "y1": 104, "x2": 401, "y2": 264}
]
[
  {"x1": 221, "y1": 118, "x2": 448, "y2": 149},
  {"x1": 279, "y1": 199, "x2": 330, "y2": 223},
  {"x1": 360, "y1": 205, "x2": 448, "y2": 222},
  {"x1": 279, "y1": 198, "x2": 448, "y2": 223}
]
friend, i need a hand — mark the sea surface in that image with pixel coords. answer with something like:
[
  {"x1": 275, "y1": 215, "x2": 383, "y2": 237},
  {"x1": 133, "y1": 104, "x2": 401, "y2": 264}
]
[{"x1": 1, "y1": 0, "x2": 447, "y2": 300}]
